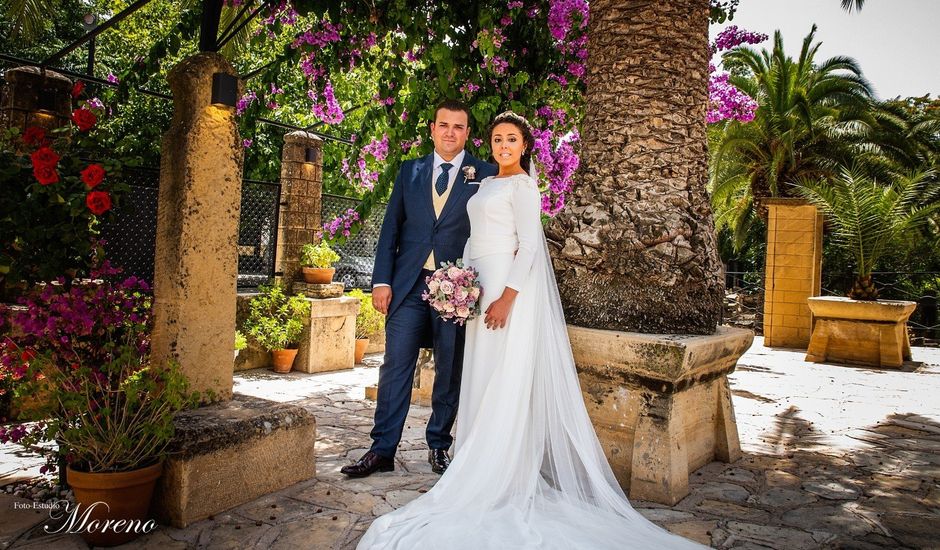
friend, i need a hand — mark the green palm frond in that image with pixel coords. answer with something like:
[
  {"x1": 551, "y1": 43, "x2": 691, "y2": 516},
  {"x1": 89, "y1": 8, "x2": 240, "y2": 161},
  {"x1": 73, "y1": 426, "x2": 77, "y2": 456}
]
[
  {"x1": 1, "y1": 0, "x2": 60, "y2": 41},
  {"x1": 841, "y1": 0, "x2": 865, "y2": 12},
  {"x1": 794, "y1": 167, "x2": 940, "y2": 279}
]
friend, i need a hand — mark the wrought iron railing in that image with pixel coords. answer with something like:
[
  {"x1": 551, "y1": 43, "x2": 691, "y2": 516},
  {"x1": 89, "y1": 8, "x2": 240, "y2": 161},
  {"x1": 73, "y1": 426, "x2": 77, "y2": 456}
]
[{"x1": 723, "y1": 270, "x2": 764, "y2": 334}]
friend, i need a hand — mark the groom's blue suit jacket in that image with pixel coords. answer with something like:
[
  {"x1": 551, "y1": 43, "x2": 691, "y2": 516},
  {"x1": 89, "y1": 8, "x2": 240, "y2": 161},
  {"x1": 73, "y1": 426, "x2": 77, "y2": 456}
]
[{"x1": 372, "y1": 151, "x2": 497, "y2": 317}]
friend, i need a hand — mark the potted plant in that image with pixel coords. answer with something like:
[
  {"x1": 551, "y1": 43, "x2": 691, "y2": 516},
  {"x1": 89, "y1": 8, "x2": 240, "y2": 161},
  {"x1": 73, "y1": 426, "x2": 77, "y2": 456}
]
[
  {"x1": 348, "y1": 288, "x2": 384, "y2": 363},
  {"x1": 300, "y1": 241, "x2": 341, "y2": 284},
  {"x1": 243, "y1": 284, "x2": 309, "y2": 373},
  {"x1": 794, "y1": 167, "x2": 939, "y2": 367},
  {"x1": 0, "y1": 260, "x2": 197, "y2": 547},
  {"x1": 234, "y1": 330, "x2": 247, "y2": 360}
]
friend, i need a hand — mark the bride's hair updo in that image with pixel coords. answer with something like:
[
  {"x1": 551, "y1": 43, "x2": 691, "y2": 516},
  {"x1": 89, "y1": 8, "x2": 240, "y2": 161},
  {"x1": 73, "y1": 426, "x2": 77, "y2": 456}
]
[{"x1": 487, "y1": 111, "x2": 535, "y2": 173}]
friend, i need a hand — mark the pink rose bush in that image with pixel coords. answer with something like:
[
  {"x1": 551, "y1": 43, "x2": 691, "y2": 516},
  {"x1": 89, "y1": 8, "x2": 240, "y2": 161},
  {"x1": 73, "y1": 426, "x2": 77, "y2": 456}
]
[{"x1": 421, "y1": 260, "x2": 482, "y2": 326}]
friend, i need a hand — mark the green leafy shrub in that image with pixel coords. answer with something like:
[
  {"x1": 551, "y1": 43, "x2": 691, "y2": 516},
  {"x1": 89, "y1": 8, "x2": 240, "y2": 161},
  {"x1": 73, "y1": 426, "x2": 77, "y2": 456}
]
[
  {"x1": 234, "y1": 330, "x2": 248, "y2": 351},
  {"x1": 243, "y1": 285, "x2": 309, "y2": 351},
  {"x1": 347, "y1": 288, "x2": 384, "y2": 339}
]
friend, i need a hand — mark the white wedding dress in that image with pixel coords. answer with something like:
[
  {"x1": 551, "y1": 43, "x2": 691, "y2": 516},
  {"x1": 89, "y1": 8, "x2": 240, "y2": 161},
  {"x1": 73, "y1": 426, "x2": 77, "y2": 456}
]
[{"x1": 358, "y1": 174, "x2": 703, "y2": 549}]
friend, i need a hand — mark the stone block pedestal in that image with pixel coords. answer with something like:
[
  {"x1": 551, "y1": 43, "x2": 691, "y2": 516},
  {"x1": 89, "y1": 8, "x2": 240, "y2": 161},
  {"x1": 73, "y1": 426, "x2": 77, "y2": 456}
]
[
  {"x1": 364, "y1": 349, "x2": 431, "y2": 405},
  {"x1": 570, "y1": 325, "x2": 753, "y2": 505},
  {"x1": 806, "y1": 296, "x2": 916, "y2": 368},
  {"x1": 152, "y1": 395, "x2": 316, "y2": 527},
  {"x1": 295, "y1": 296, "x2": 359, "y2": 373}
]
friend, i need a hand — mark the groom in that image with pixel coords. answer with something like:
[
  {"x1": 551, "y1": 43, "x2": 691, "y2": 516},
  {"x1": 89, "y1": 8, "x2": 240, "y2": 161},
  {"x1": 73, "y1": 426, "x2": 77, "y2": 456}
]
[{"x1": 342, "y1": 100, "x2": 497, "y2": 477}]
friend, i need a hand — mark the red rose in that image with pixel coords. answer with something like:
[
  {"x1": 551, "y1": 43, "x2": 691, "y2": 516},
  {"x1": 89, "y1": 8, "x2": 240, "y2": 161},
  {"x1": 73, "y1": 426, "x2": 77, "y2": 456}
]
[
  {"x1": 71, "y1": 81, "x2": 85, "y2": 98},
  {"x1": 30, "y1": 146, "x2": 60, "y2": 168},
  {"x1": 22, "y1": 126, "x2": 47, "y2": 147},
  {"x1": 71, "y1": 108, "x2": 97, "y2": 132},
  {"x1": 85, "y1": 190, "x2": 112, "y2": 216},
  {"x1": 33, "y1": 164, "x2": 59, "y2": 185},
  {"x1": 80, "y1": 164, "x2": 106, "y2": 188}
]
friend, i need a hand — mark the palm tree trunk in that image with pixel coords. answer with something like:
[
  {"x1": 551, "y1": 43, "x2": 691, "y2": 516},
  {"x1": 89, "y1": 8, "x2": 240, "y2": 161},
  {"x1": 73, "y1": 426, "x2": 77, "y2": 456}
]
[{"x1": 545, "y1": 0, "x2": 724, "y2": 335}]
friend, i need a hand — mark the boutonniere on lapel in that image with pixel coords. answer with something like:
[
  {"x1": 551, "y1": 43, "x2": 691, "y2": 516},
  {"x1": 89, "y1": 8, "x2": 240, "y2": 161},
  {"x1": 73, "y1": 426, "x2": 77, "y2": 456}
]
[{"x1": 462, "y1": 165, "x2": 477, "y2": 183}]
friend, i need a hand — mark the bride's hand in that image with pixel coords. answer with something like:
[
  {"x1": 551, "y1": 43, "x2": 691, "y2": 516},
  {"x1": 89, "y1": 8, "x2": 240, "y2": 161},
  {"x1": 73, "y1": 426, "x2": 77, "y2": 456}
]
[{"x1": 484, "y1": 289, "x2": 518, "y2": 330}]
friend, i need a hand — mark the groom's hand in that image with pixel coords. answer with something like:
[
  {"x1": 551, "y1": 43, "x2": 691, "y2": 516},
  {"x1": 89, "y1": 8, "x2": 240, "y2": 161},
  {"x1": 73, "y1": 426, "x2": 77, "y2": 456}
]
[{"x1": 372, "y1": 286, "x2": 392, "y2": 315}]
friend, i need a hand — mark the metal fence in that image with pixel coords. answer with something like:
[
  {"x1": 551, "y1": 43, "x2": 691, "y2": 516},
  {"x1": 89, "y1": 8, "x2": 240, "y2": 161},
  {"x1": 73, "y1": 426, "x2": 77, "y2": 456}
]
[
  {"x1": 237, "y1": 179, "x2": 281, "y2": 288},
  {"x1": 723, "y1": 270, "x2": 764, "y2": 334},
  {"x1": 321, "y1": 193, "x2": 385, "y2": 289},
  {"x1": 96, "y1": 168, "x2": 282, "y2": 288},
  {"x1": 98, "y1": 167, "x2": 160, "y2": 283},
  {"x1": 99, "y1": 175, "x2": 383, "y2": 290}
]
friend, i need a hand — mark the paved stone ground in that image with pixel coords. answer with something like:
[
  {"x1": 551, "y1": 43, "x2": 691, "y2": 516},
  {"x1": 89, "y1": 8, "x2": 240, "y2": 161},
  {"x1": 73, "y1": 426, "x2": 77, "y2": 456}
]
[{"x1": 2, "y1": 336, "x2": 939, "y2": 549}]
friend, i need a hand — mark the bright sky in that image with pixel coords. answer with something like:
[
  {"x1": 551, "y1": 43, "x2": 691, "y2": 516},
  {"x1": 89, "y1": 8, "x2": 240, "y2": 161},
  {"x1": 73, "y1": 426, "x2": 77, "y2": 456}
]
[{"x1": 708, "y1": 0, "x2": 940, "y2": 100}]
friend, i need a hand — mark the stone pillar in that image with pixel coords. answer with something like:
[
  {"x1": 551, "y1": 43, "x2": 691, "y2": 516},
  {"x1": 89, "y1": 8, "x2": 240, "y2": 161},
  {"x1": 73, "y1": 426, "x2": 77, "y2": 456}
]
[
  {"x1": 0, "y1": 66, "x2": 72, "y2": 135},
  {"x1": 572, "y1": 326, "x2": 753, "y2": 505},
  {"x1": 275, "y1": 131, "x2": 323, "y2": 285},
  {"x1": 294, "y1": 296, "x2": 359, "y2": 373},
  {"x1": 151, "y1": 54, "x2": 319, "y2": 526},
  {"x1": 151, "y1": 53, "x2": 242, "y2": 402},
  {"x1": 762, "y1": 199, "x2": 823, "y2": 348}
]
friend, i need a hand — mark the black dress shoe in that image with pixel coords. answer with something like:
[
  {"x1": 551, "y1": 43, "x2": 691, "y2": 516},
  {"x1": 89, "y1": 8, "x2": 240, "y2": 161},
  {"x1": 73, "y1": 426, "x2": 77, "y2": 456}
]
[
  {"x1": 341, "y1": 451, "x2": 394, "y2": 477},
  {"x1": 428, "y1": 448, "x2": 451, "y2": 474}
]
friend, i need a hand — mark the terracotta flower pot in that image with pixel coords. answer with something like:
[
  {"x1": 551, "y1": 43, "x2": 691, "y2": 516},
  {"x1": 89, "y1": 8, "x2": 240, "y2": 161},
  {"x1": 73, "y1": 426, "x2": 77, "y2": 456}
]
[
  {"x1": 302, "y1": 267, "x2": 335, "y2": 284},
  {"x1": 66, "y1": 462, "x2": 162, "y2": 547},
  {"x1": 272, "y1": 348, "x2": 299, "y2": 373},
  {"x1": 355, "y1": 338, "x2": 369, "y2": 363}
]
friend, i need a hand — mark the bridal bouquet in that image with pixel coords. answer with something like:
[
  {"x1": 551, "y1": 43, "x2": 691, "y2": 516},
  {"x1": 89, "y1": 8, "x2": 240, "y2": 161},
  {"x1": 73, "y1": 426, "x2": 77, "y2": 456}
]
[{"x1": 421, "y1": 260, "x2": 482, "y2": 326}]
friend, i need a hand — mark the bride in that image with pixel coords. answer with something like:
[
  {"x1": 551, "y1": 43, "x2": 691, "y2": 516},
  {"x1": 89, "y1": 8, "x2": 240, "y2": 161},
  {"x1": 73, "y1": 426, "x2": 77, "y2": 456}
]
[{"x1": 357, "y1": 111, "x2": 704, "y2": 549}]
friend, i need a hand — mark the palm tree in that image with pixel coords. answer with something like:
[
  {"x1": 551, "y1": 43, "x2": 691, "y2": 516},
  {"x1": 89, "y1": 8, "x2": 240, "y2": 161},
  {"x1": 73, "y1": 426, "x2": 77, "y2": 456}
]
[
  {"x1": 841, "y1": 0, "x2": 865, "y2": 12},
  {"x1": 546, "y1": 0, "x2": 724, "y2": 335},
  {"x1": 794, "y1": 166, "x2": 940, "y2": 299},
  {"x1": 861, "y1": 98, "x2": 940, "y2": 176},
  {"x1": 0, "y1": 0, "x2": 58, "y2": 41},
  {"x1": 709, "y1": 25, "x2": 874, "y2": 249}
]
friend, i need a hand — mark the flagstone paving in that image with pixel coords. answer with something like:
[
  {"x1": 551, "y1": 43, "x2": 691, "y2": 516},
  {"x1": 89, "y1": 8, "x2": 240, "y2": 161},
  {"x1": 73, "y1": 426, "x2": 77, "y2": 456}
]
[{"x1": 2, "y1": 337, "x2": 939, "y2": 549}]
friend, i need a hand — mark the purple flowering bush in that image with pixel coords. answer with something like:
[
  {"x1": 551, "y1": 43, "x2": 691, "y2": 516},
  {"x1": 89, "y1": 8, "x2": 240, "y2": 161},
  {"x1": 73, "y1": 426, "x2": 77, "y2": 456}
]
[
  {"x1": 708, "y1": 26, "x2": 769, "y2": 123},
  {"x1": 0, "y1": 260, "x2": 197, "y2": 474},
  {"x1": 320, "y1": 208, "x2": 361, "y2": 245},
  {"x1": 141, "y1": 1, "x2": 757, "y2": 228}
]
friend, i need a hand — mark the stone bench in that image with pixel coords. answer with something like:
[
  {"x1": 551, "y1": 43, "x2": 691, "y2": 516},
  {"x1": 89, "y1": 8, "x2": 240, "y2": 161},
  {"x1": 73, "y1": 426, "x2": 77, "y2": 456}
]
[{"x1": 152, "y1": 394, "x2": 316, "y2": 527}]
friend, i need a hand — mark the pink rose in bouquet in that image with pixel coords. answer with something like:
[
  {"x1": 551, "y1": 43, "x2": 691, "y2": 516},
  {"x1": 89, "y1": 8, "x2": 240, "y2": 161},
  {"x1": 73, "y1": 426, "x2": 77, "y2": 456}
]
[{"x1": 421, "y1": 259, "x2": 482, "y2": 326}]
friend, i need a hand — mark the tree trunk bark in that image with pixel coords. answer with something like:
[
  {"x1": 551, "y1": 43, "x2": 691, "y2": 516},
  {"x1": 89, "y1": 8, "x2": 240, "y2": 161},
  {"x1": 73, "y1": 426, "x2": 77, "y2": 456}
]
[{"x1": 546, "y1": 0, "x2": 724, "y2": 335}]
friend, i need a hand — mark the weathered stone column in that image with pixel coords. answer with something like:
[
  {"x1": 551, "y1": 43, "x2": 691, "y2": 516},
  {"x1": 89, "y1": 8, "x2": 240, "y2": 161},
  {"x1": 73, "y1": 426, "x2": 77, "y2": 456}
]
[
  {"x1": 151, "y1": 53, "x2": 242, "y2": 401},
  {"x1": 151, "y1": 54, "x2": 317, "y2": 527},
  {"x1": 0, "y1": 66, "x2": 71, "y2": 134},
  {"x1": 275, "y1": 131, "x2": 323, "y2": 285},
  {"x1": 763, "y1": 199, "x2": 823, "y2": 348},
  {"x1": 544, "y1": 0, "x2": 754, "y2": 504}
]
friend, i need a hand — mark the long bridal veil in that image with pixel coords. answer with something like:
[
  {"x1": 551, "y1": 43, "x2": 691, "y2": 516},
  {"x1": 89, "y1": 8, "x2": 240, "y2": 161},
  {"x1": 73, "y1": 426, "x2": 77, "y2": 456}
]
[{"x1": 358, "y1": 210, "x2": 704, "y2": 549}]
